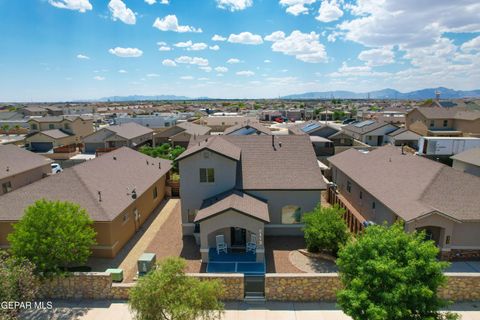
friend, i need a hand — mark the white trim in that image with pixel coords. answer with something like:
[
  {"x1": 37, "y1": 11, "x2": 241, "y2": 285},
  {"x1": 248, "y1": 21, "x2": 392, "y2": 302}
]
[{"x1": 449, "y1": 246, "x2": 480, "y2": 250}]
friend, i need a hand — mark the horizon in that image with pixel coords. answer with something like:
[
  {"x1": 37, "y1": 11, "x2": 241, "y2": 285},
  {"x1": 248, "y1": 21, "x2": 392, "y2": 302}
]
[{"x1": 0, "y1": 0, "x2": 479, "y2": 101}]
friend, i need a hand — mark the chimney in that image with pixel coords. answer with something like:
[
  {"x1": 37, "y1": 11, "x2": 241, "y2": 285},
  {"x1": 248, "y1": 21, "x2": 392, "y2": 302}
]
[{"x1": 98, "y1": 191, "x2": 102, "y2": 202}]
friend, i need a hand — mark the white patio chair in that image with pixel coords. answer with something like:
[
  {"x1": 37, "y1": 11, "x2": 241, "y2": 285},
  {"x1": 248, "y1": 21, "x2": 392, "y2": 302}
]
[
  {"x1": 246, "y1": 234, "x2": 257, "y2": 253},
  {"x1": 216, "y1": 235, "x2": 227, "y2": 255}
]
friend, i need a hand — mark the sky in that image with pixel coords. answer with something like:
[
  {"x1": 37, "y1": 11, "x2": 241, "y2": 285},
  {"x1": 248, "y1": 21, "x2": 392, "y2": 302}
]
[{"x1": 0, "y1": 0, "x2": 479, "y2": 101}]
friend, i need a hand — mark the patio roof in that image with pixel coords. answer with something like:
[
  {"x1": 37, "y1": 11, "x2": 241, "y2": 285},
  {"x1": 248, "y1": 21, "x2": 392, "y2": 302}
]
[{"x1": 195, "y1": 190, "x2": 270, "y2": 223}]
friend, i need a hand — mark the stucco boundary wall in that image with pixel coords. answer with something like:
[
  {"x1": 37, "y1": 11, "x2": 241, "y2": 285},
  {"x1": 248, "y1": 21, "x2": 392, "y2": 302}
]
[{"x1": 38, "y1": 272, "x2": 480, "y2": 302}]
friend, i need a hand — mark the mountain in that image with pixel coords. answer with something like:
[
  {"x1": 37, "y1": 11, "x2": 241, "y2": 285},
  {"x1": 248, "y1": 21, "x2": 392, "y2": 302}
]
[
  {"x1": 96, "y1": 94, "x2": 192, "y2": 102},
  {"x1": 282, "y1": 87, "x2": 480, "y2": 100}
]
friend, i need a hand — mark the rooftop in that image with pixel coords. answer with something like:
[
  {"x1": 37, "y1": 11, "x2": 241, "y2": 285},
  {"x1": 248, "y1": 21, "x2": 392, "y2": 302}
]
[
  {"x1": 451, "y1": 148, "x2": 480, "y2": 167},
  {"x1": 0, "y1": 145, "x2": 52, "y2": 180},
  {"x1": 104, "y1": 122, "x2": 153, "y2": 140}
]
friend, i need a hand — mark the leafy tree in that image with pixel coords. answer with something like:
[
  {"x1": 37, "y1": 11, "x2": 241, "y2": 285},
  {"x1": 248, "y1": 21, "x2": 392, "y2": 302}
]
[
  {"x1": 302, "y1": 204, "x2": 349, "y2": 255},
  {"x1": 336, "y1": 223, "x2": 456, "y2": 320},
  {"x1": 7, "y1": 199, "x2": 97, "y2": 275},
  {"x1": 0, "y1": 252, "x2": 39, "y2": 320},
  {"x1": 333, "y1": 110, "x2": 346, "y2": 121},
  {"x1": 129, "y1": 257, "x2": 224, "y2": 320},
  {"x1": 139, "y1": 143, "x2": 185, "y2": 172}
]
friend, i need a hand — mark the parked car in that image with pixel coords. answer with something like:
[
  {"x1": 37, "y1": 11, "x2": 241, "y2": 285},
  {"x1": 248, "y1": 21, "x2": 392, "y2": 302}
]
[{"x1": 51, "y1": 163, "x2": 63, "y2": 174}]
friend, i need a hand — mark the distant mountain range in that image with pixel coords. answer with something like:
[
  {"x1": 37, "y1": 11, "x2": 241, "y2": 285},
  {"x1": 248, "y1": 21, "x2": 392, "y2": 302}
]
[{"x1": 282, "y1": 87, "x2": 480, "y2": 100}]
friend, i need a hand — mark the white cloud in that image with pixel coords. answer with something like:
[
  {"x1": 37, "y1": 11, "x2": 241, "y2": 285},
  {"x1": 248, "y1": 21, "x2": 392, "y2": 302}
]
[
  {"x1": 215, "y1": 66, "x2": 229, "y2": 73},
  {"x1": 264, "y1": 59, "x2": 271, "y2": 63},
  {"x1": 118, "y1": 69, "x2": 127, "y2": 73},
  {"x1": 329, "y1": 62, "x2": 389, "y2": 78},
  {"x1": 157, "y1": 42, "x2": 172, "y2": 51},
  {"x1": 200, "y1": 66, "x2": 213, "y2": 72},
  {"x1": 216, "y1": 0, "x2": 252, "y2": 11},
  {"x1": 227, "y1": 58, "x2": 241, "y2": 64},
  {"x1": 212, "y1": 34, "x2": 227, "y2": 41},
  {"x1": 198, "y1": 77, "x2": 209, "y2": 81},
  {"x1": 358, "y1": 47, "x2": 395, "y2": 66},
  {"x1": 175, "y1": 56, "x2": 209, "y2": 66},
  {"x1": 265, "y1": 30, "x2": 327, "y2": 63},
  {"x1": 209, "y1": 45, "x2": 220, "y2": 51},
  {"x1": 48, "y1": 0, "x2": 92, "y2": 12},
  {"x1": 147, "y1": 73, "x2": 160, "y2": 77},
  {"x1": 108, "y1": 47, "x2": 143, "y2": 58},
  {"x1": 153, "y1": 15, "x2": 202, "y2": 33},
  {"x1": 279, "y1": 0, "x2": 316, "y2": 16},
  {"x1": 145, "y1": 0, "x2": 169, "y2": 4},
  {"x1": 108, "y1": 0, "x2": 136, "y2": 25},
  {"x1": 316, "y1": 0, "x2": 343, "y2": 23},
  {"x1": 162, "y1": 59, "x2": 177, "y2": 67},
  {"x1": 461, "y1": 36, "x2": 480, "y2": 52},
  {"x1": 93, "y1": 76, "x2": 105, "y2": 81},
  {"x1": 76, "y1": 54, "x2": 90, "y2": 59},
  {"x1": 174, "y1": 40, "x2": 193, "y2": 48},
  {"x1": 236, "y1": 70, "x2": 255, "y2": 76},
  {"x1": 189, "y1": 43, "x2": 208, "y2": 51},
  {"x1": 228, "y1": 32, "x2": 263, "y2": 45},
  {"x1": 180, "y1": 76, "x2": 194, "y2": 80}
]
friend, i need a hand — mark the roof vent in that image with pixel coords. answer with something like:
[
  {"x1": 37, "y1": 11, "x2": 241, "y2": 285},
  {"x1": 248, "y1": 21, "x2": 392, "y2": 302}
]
[
  {"x1": 6, "y1": 166, "x2": 9, "y2": 172},
  {"x1": 158, "y1": 162, "x2": 161, "y2": 169},
  {"x1": 98, "y1": 191, "x2": 102, "y2": 202},
  {"x1": 113, "y1": 156, "x2": 117, "y2": 160},
  {"x1": 146, "y1": 160, "x2": 149, "y2": 165}
]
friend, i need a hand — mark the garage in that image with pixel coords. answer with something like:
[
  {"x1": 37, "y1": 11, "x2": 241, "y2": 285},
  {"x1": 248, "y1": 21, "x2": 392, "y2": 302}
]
[
  {"x1": 30, "y1": 142, "x2": 54, "y2": 152},
  {"x1": 84, "y1": 142, "x2": 105, "y2": 154}
]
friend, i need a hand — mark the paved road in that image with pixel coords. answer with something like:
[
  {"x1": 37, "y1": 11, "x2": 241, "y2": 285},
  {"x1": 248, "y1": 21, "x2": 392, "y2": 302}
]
[{"x1": 20, "y1": 300, "x2": 480, "y2": 320}]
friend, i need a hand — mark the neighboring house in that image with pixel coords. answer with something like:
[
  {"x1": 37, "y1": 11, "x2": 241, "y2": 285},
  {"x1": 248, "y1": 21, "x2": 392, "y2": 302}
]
[
  {"x1": 21, "y1": 106, "x2": 48, "y2": 117},
  {"x1": 62, "y1": 105, "x2": 97, "y2": 115},
  {"x1": 329, "y1": 145, "x2": 480, "y2": 260},
  {"x1": 177, "y1": 135, "x2": 326, "y2": 263},
  {"x1": 0, "y1": 145, "x2": 52, "y2": 195},
  {"x1": 25, "y1": 129, "x2": 75, "y2": 152},
  {"x1": 154, "y1": 122, "x2": 211, "y2": 148},
  {"x1": 288, "y1": 121, "x2": 340, "y2": 138},
  {"x1": 342, "y1": 120, "x2": 398, "y2": 146},
  {"x1": 386, "y1": 128, "x2": 421, "y2": 148},
  {"x1": 260, "y1": 110, "x2": 282, "y2": 121},
  {"x1": 114, "y1": 113, "x2": 178, "y2": 129},
  {"x1": 83, "y1": 122, "x2": 153, "y2": 154},
  {"x1": 406, "y1": 108, "x2": 480, "y2": 137},
  {"x1": 223, "y1": 122, "x2": 271, "y2": 135},
  {"x1": 199, "y1": 116, "x2": 259, "y2": 132},
  {"x1": 0, "y1": 147, "x2": 172, "y2": 258},
  {"x1": 451, "y1": 148, "x2": 480, "y2": 177},
  {"x1": 44, "y1": 106, "x2": 64, "y2": 116},
  {"x1": 327, "y1": 131, "x2": 354, "y2": 146}
]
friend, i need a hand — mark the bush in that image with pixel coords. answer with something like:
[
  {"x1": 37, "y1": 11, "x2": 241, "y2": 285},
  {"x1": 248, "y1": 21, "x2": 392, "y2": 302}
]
[
  {"x1": 8, "y1": 199, "x2": 97, "y2": 275},
  {"x1": 336, "y1": 223, "x2": 454, "y2": 320},
  {"x1": 302, "y1": 204, "x2": 349, "y2": 255},
  {"x1": 129, "y1": 257, "x2": 223, "y2": 320},
  {"x1": 0, "y1": 252, "x2": 39, "y2": 320}
]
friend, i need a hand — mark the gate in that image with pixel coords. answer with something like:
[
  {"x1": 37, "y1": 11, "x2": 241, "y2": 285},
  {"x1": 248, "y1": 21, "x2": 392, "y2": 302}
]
[{"x1": 244, "y1": 274, "x2": 265, "y2": 301}]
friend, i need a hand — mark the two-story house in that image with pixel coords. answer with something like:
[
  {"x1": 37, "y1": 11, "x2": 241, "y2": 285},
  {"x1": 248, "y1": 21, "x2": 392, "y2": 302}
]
[
  {"x1": 342, "y1": 120, "x2": 398, "y2": 146},
  {"x1": 177, "y1": 135, "x2": 326, "y2": 263}
]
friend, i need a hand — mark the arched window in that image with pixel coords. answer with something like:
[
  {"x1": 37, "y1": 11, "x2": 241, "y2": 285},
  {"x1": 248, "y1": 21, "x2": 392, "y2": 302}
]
[{"x1": 282, "y1": 205, "x2": 302, "y2": 224}]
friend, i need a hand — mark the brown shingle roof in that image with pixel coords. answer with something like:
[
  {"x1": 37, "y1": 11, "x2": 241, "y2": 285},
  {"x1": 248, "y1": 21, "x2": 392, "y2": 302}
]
[
  {"x1": 223, "y1": 122, "x2": 271, "y2": 135},
  {"x1": 105, "y1": 122, "x2": 153, "y2": 140},
  {"x1": 177, "y1": 122, "x2": 211, "y2": 136},
  {"x1": 329, "y1": 145, "x2": 480, "y2": 221},
  {"x1": 0, "y1": 145, "x2": 52, "y2": 180},
  {"x1": 195, "y1": 190, "x2": 269, "y2": 222},
  {"x1": 177, "y1": 136, "x2": 241, "y2": 161},
  {"x1": 0, "y1": 147, "x2": 172, "y2": 222},
  {"x1": 343, "y1": 121, "x2": 396, "y2": 135},
  {"x1": 413, "y1": 107, "x2": 480, "y2": 120},
  {"x1": 38, "y1": 129, "x2": 72, "y2": 139},
  {"x1": 451, "y1": 148, "x2": 480, "y2": 167}
]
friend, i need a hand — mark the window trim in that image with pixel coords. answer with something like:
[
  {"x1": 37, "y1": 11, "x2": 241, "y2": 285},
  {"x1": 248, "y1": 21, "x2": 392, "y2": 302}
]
[
  {"x1": 199, "y1": 168, "x2": 215, "y2": 183},
  {"x1": 2, "y1": 181, "x2": 12, "y2": 194}
]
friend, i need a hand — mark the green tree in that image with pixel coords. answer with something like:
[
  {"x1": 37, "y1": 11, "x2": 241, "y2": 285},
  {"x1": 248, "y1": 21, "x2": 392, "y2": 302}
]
[
  {"x1": 302, "y1": 205, "x2": 349, "y2": 255},
  {"x1": 8, "y1": 199, "x2": 97, "y2": 275},
  {"x1": 129, "y1": 257, "x2": 224, "y2": 320},
  {"x1": 1, "y1": 124, "x2": 10, "y2": 135},
  {"x1": 139, "y1": 143, "x2": 185, "y2": 172},
  {"x1": 0, "y1": 252, "x2": 39, "y2": 320},
  {"x1": 336, "y1": 223, "x2": 455, "y2": 320}
]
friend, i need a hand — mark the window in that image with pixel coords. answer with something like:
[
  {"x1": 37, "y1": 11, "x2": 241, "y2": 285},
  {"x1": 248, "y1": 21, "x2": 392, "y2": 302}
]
[
  {"x1": 443, "y1": 120, "x2": 448, "y2": 127},
  {"x1": 165, "y1": 122, "x2": 170, "y2": 127},
  {"x1": 282, "y1": 205, "x2": 302, "y2": 224},
  {"x1": 2, "y1": 181, "x2": 12, "y2": 194},
  {"x1": 48, "y1": 124, "x2": 54, "y2": 129},
  {"x1": 64, "y1": 123, "x2": 70, "y2": 130},
  {"x1": 372, "y1": 201, "x2": 376, "y2": 209},
  {"x1": 359, "y1": 191, "x2": 363, "y2": 199},
  {"x1": 153, "y1": 186, "x2": 158, "y2": 199},
  {"x1": 199, "y1": 168, "x2": 215, "y2": 183},
  {"x1": 430, "y1": 120, "x2": 435, "y2": 127},
  {"x1": 30, "y1": 124, "x2": 38, "y2": 130},
  {"x1": 346, "y1": 181, "x2": 352, "y2": 193}
]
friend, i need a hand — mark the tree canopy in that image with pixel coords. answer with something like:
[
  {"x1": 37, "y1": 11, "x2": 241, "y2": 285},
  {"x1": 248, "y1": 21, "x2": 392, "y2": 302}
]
[{"x1": 7, "y1": 199, "x2": 97, "y2": 275}]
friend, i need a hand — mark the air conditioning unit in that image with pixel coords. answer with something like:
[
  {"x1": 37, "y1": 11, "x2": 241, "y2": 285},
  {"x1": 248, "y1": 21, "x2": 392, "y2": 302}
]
[{"x1": 137, "y1": 253, "x2": 156, "y2": 276}]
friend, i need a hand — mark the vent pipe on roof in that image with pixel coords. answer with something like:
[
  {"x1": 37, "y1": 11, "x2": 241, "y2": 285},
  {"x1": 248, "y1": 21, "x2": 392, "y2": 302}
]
[
  {"x1": 113, "y1": 156, "x2": 117, "y2": 160},
  {"x1": 98, "y1": 191, "x2": 102, "y2": 202},
  {"x1": 6, "y1": 166, "x2": 9, "y2": 172},
  {"x1": 401, "y1": 144, "x2": 405, "y2": 155},
  {"x1": 158, "y1": 162, "x2": 161, "y2": 169}
]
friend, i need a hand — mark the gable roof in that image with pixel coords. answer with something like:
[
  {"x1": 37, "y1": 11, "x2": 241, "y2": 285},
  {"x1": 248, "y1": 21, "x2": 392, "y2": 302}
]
[
  {"x1": 195, "y1": 190, "x2": 269, "y2": 223},
  {"x1": 36, "y1": 129, "x2": 72, "y2": 139},
  {"x1": 104, "y1": 122, "x2": 153, "y2": 140},
  {"x1": 451, "y1": 148, "x2": 480, "y2": 167},
  {"x1": 412, "y1": 107, "x2": 480, "y2": 120},
  {"x1": 176, "y1": 122, "x2": 211, "y2": 136},
  {"x1": 177, "y1": 136, "x2": 241, "y2": 161},
  {"x1": 0, "y1": 147, "x2": 172, "y2": 222},
  {"x1": 223, "y1": 122, "x2": 271, "y2": 135},
  {"x1": 28, "y1": 115, "x2": 92, "y2": 123},
  {"x1": 329, "y1": 145, "x2": 480, "y2": 222},
  {"x1": 0, "y1": 145, "x2": 52, "y2": 180},
  {"x1": 343, "y1": 121, "x2": 396, "y2": 135}
]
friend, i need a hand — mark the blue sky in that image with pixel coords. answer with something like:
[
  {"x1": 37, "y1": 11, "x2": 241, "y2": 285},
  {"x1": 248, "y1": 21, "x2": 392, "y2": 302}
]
[{"x1": 0, "y1": 0, "x2": 479, "y2": 101}]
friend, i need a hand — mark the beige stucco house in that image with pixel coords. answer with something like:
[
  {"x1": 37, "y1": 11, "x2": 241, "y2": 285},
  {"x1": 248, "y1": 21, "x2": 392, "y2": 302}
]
[
  {"x1": 0, "y1": 147, "x2": 172, "y2": 258},
  {"x1": 177, "y1": 135, "x2": 326, "y2": 263},
  {"x1": 342, "y1": 120, "x2": 398, "y2": 146},
  {"x1": 329, "y1": 145, "x2": 480, "y2": 260}
]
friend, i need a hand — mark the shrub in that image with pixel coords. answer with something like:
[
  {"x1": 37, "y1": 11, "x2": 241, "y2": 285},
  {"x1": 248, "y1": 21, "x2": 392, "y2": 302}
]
[{"x1": 302, "y1": 204, "x2": 349, "y2": 255}]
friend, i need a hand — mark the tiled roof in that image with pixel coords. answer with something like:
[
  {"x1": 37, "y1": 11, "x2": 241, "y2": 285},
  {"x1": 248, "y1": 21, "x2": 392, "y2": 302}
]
[
  {"x1": 195, "y1": 190, "x2": 269, "y2": 222},
  {"x1": 329, "y1": 145, "x2": 480, "y2": 221},
  {"x1": 0, "y1": 147, "x2": 172, "y2": 222},
  {"x1": 0, "y1": 145, "x2": 52, "y2": 180}
]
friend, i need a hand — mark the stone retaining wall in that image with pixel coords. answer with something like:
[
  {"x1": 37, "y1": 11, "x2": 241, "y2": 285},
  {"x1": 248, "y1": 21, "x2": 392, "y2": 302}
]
[{"x1": 39, "y1": 272, "x2": 480, "y2": 302}]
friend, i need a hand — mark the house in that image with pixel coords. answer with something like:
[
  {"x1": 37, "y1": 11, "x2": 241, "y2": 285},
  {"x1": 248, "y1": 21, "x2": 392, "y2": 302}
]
[
  {"x1": 329, "y1": 145, "x2": 480, "y2": 260},
  {"x1": 0, "y1": 145, "x2": 52, "y2": 195},
  {"x1": 21, "y1": 106, "x2": 48, "y2": 117},
  {"x1": 451, "y1": 148, "x2": 480, "y2": 177},
  {"x1": 342, "y1": 120, "x2": 398, "y2": 146},
  {"x1": 386, "y1": 128, "x2": 421, "y2": 148},
  {"x1": 114, "y1": 113, "x2": 178, "y2": 129},
  {"x1": 327, "y1": 131, "x2": 353, "y2": 146},
  {"x1": 260, "y1": 110, "x2": 282, "y2": 121},
  {"x1": 288, "y1": 121, "x2": 340, "y2": 138},
  {"x1": 26, "y1": 116, "x2": 94, "y2": 152},
  {"x1": 223, "y1": 122, "x2": 271, "y2": 135},
  {"x1": 177, "y1": 135, "x2": 326, "y2": 263},
  {"x1": 83, "y1": 122, "x2": 153, "y2": 154},
  {"x1": 406, "y1": 108, "x2": 480, "y2": 137},
  {"x1": 0, "y1": 147, "x2": 172, "y2": 258},
  {"x1": 44, "y1": 106, "x2": 64, "y2": 116},
  {"x1": 154, "y1": 122, "x2": 211, "y2": 148},
  {"x1": 199, "y1": 115, "x2": 259, "y2": 133}
]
